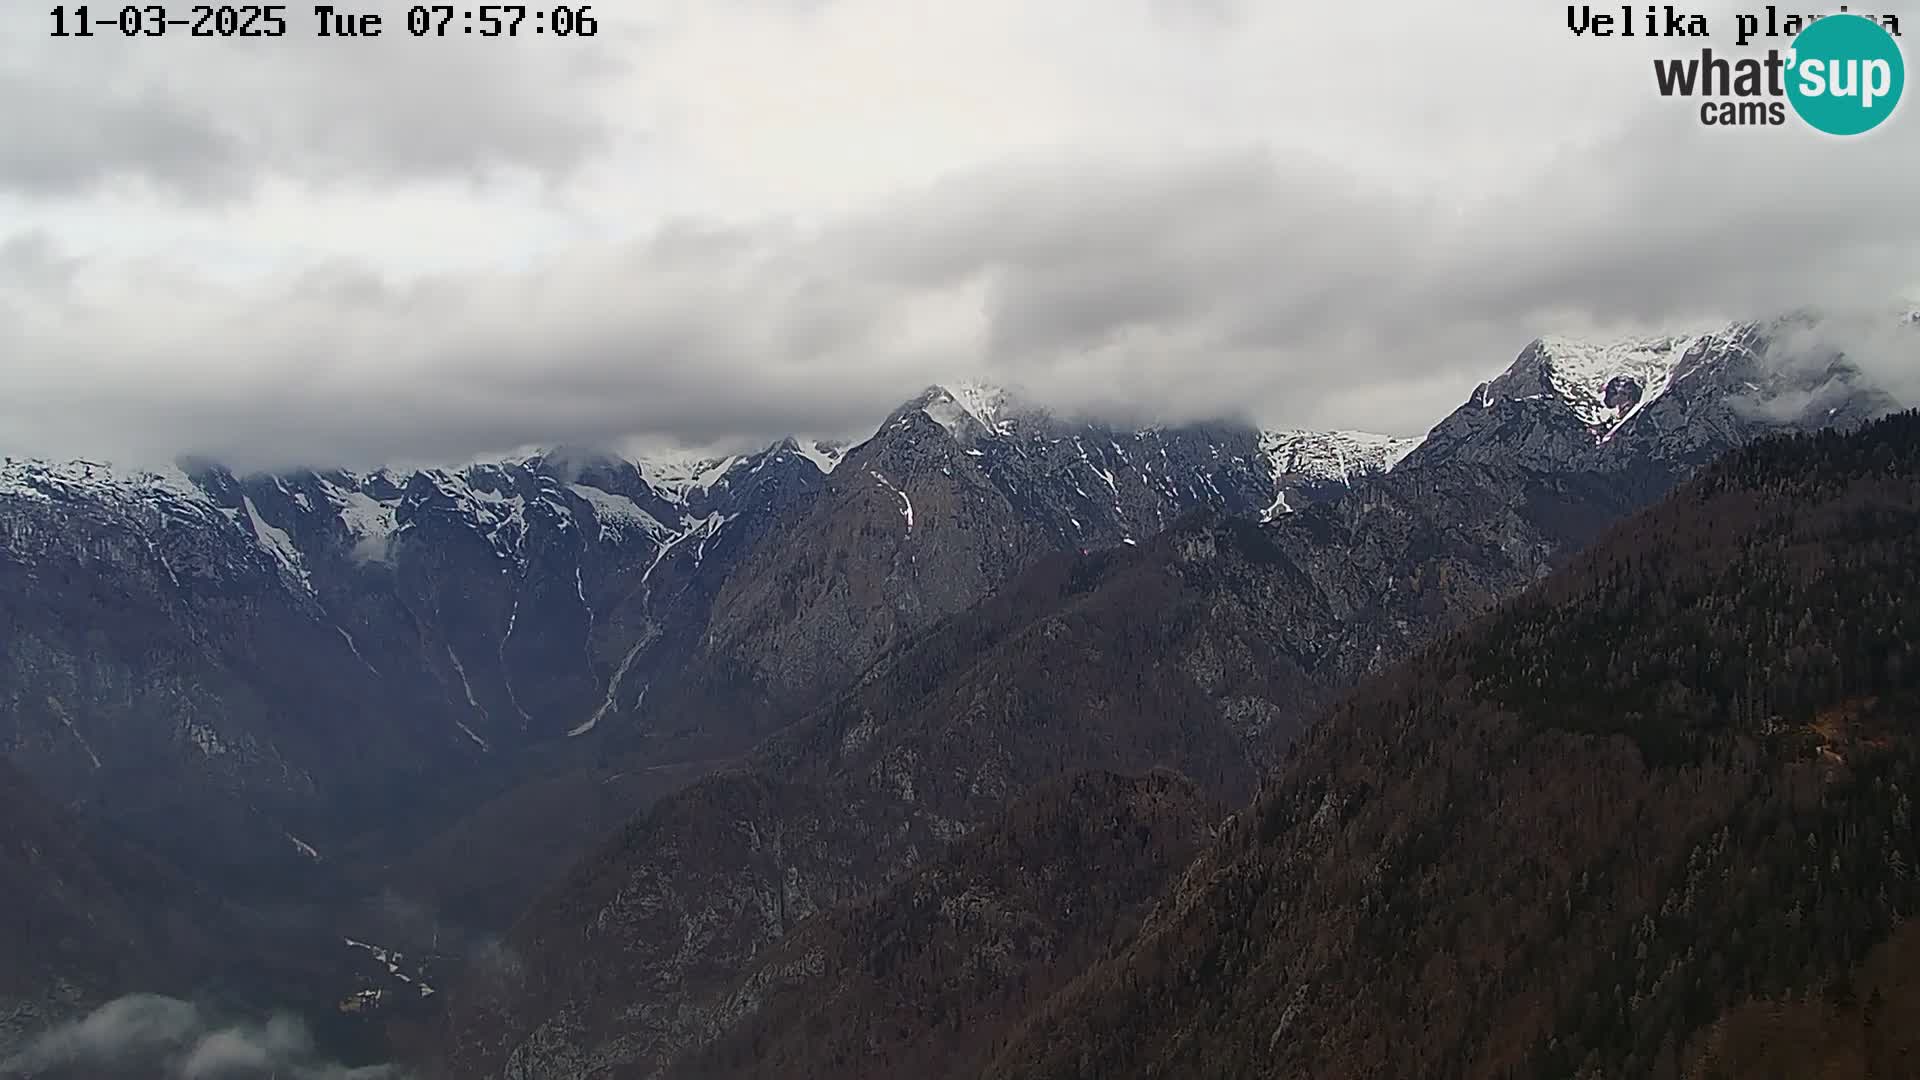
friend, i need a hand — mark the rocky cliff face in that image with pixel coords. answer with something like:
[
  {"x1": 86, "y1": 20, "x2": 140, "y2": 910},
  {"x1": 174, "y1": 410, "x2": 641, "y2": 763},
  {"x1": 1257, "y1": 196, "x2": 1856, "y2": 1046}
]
[{"x1": 641, "y1": 385, "x2": 1388, "y2": 735}]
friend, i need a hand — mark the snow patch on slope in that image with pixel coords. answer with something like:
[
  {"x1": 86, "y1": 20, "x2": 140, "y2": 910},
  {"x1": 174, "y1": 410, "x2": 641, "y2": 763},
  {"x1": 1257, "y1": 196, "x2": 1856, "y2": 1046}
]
[
  {"x1": 570, "y1": 512, "x2": 729, "y2": 737},
  {"x1": 870, "y1": 471, "x2": 914, "y2": 532},
  {"x1": 242, "y1": 495, "x2": 313, "y2": 592},
  {"x1": 1261, "y1": 487, "x2": 1294, "y2": 522},
  {"x1": 444, "y1": 644, "x2": 492, "y2": 751},
  {"x1": 413, "y1": 470, "x2": 534, "y2": 565},
  {"x1": 326, "y1": 484, "x2": 400, "y2": 564},
  {"x1": 948, "y1": 382, "x2": 1011, "y2": 428},
  {"x1": 568, "y1": 483, "x2": 668, "y2": 543},
  {"x1": 633, "y1": 451, "x2": 743, "y2": 505},
  {"x1": 794, "y1": 439, "x2": 847, "y2": 475},
  {"x1": 1260, "y1": 430, "x2": 1422, "y2": 488}
]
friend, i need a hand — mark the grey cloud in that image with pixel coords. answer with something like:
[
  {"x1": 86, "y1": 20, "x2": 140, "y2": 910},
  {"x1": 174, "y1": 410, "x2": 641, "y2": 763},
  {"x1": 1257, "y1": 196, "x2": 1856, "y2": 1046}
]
[
  {"x1": 177, "y1": 1016, "x2": 309, "y2": 1078},
  {"x1": 1, "y1": 994, "x2": 201, "y2": 1071},
  {"x1": 3, "y1": 130, "x2": 1918, "y2": 468},
  {"x1": 831, "y1": 132, "x2": 1919, "y2": 429},
  {"x1": 1428, "y1": 126, "x2": 1915, "y2": 326},
  {"x1": 1765, "y1": 309, "x2": 1920, "y2": 407},
  {"x1": 7, "y1": 0, "x2": 1919, "y2": 467},
  {"x1": 0, "y1": 994, "x2": 404, "y2": 1078},
  {"x1": 0, "y1": 71, "x2": 239, "y2": 200},
  {"x1": 1150, "y1": 0, "x2": 1244, "y2": 27},
  {"x1": 0, "y1": 231, "x2": 84, "y2": 288},
  {"x1": 0, "y1": 33, "x2": 622, "y2": 200}
]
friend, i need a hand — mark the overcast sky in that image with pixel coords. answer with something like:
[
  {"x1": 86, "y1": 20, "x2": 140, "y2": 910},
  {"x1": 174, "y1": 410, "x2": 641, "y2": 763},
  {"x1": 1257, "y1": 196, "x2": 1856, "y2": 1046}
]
[{"x1": 2, "y1": 0, "x2": 1916, "y2": 469}]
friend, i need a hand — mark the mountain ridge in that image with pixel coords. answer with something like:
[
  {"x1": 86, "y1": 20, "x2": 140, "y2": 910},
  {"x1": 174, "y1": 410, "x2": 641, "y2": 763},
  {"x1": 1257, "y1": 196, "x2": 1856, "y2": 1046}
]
[{"x1": 2, "y1": 314, "x2": 1909, "y2": 1066}]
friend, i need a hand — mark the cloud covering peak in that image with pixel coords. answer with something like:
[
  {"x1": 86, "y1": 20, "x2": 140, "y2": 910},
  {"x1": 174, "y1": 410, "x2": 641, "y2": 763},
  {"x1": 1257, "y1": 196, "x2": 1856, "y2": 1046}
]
[{"x1": 1, "y1": 0, "x2": 1915, "y2": 469}]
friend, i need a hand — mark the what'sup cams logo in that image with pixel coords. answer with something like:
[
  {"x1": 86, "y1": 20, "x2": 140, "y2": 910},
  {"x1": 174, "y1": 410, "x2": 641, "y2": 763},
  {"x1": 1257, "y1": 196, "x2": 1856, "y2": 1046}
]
[
  {"x1": 1568, "y1": 6, "x2": 1906, "y2": 133},
  {"x1": 1782, "y1": 11, "x2": 1906, "y2": 131}
]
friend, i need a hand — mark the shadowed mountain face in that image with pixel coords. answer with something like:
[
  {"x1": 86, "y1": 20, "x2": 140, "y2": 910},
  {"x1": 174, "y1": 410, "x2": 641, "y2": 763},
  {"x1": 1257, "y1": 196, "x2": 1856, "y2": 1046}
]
[
  {"x1": 0, "y1": 760, "x2": 163, "y2": 1047},
  {"x1": 0, "y1": 402, "x2": 1321, "y2": 887},
  {"x1": 0, "y1": 443, "x2": 828, "y2": 895},
  {"x1": 0, "y1": 761, "x2": 355, "y2": 1063},
  {"x1": 626, "y1": 393, "x2": 1321, "y2": 745},
  {"x1": 679, "y1": 322, "x2": 1897, "y2": 737},
  {"x1": 986, "y1": 412, "x2": 1920, "y2": 1080},
  {"x1": 0, "y1": 390, "x2": 1402, "y2": 1057},
  {"x1": 1, "y1": 321, "x2": 1892, "y2": 869}
]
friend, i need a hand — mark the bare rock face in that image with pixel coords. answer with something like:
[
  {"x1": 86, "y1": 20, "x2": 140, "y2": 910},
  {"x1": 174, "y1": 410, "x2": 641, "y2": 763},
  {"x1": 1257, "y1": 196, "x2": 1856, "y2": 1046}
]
[
  {"x1": 1603, "y1": 373, "x2": 1645, "y2": 413},
  {"x1": 624, "y1": 385, "x2": 1398, "y2": 750}
]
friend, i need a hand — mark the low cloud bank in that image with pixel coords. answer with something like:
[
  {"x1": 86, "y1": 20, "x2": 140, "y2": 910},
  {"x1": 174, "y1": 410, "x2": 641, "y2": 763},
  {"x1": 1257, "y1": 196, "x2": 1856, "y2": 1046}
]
[{"x1": 0, "y1": 995, "x2": 404, "y2": 1079}]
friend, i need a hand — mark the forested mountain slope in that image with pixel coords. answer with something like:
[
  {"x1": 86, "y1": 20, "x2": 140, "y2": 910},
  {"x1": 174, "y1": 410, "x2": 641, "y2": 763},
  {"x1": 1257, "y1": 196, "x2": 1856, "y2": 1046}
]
[
  {"x1": 669, "y1": 770, "x2": 1220, "y2": 1080},
  {"x1": 991, "y1": 411, "x2": 1920, "y2": 1080}
]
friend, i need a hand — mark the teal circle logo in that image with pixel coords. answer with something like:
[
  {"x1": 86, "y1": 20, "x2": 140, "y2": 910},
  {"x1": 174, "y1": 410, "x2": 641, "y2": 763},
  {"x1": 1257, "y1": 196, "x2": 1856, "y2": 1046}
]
[{"x1": 1786, "y1": 14, "x2": 1905, "y2": 135}]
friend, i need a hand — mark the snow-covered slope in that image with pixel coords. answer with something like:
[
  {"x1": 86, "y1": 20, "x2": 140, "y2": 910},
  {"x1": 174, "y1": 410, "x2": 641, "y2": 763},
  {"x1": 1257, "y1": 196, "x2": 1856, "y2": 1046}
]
[
  {"x1": 631, "y1": 450, "x2": 747, "y2": 506},
  {"x1": 1252, "y1": 429, "x2": 1424, "y2": 520},
  {"x1": 794, "y1": 439, "x2": 848, "y2": 475},
  {"x1": 0, "y1": 457, "x2": 216, "y2": 516},
  {"x1": 924, "y1": 382, "x2": 1015, "y2": 437},
  {"x1": 1260, "y1": 430, "x2": 1422, "y2": 487}
]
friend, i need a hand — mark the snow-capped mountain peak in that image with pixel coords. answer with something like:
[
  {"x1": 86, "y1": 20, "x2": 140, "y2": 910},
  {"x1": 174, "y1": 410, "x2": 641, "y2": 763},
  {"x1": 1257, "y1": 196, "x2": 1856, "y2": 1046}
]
[
  {"x1": 1484, "y1": 333, "x2": 1707, "y2": 431},
  {"x1": 909, "y1": 382, "x2": 1017, "y2": 439}
]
